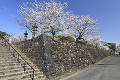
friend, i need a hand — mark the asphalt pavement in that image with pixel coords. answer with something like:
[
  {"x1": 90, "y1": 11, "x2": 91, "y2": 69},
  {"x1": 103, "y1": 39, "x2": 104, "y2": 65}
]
[{"x1": 64, "y1": 55, "x2": 120, "y2": 80}]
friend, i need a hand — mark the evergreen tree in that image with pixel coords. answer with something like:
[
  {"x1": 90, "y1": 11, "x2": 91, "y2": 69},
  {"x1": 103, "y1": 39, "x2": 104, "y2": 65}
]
[{"x1": 0, "y1": 31, "x2": 9, "y2": 39}]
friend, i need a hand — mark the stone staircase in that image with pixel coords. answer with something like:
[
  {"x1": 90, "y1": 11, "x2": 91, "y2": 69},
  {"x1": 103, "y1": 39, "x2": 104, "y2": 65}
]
[{"x1": 0, "y1": 40, "x2": 48, "y2": 80}]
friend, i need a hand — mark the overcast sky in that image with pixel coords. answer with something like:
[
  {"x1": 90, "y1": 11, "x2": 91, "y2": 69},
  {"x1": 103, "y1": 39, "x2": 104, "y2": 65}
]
[{"x1": 0, "y1": 0, "x2": 120, "y2": 45}]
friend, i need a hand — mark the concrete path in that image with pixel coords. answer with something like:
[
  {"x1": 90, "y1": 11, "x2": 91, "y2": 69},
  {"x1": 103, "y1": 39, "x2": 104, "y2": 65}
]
[{"x1": 63, "y1": 55, "x2": 120, "y2": 80}]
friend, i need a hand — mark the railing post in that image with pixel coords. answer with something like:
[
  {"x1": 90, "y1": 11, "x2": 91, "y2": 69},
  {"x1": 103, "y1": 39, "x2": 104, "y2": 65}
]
[
  {"x1": 4, "y1": 41, "x2": 6, "y2": 46},
  {"x1": 1, "y1": 39, "x2": 3, "y2": 46},
  {"x1": 17, "y1": 54, "x2": 20, "y2": 63},
  {"x1": 30, "y1": 69, "x2": 34, "y2": 80},
  {"x1": 23, "y1": 62, "x2": 26, "y2": 72},
  {"x1": 2, "y1": 39, "x2": 3, "y2": 43},
  {"x1": 9, "y1": 45, "x2": 10, "y2": 51},
  {"x1": 13, "y1": 50, "x2": 15, "y2": 57},
  {"x1": 32, "y1": 70, "x2": 34, "y2": 80}
]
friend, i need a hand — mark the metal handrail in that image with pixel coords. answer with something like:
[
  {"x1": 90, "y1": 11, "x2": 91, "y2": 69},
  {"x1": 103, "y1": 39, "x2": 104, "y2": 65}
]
[{"x1": 0, "y1": 35, "x2": 35, "y2": 80}]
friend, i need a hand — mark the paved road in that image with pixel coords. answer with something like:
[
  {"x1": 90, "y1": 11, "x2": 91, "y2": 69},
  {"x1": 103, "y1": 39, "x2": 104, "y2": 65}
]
[{"x1": 65, "y1": 55, "x2": 120, "y2": 80}]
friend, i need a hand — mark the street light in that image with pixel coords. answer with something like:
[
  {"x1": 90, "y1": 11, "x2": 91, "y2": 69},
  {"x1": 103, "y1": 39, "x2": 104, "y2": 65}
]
[
  {"x1": 24, "y1": 30, "x2": 28, "y2": 40},
  {"x1": 32, "y1": 23, "x2": 38, "y2": 38}
]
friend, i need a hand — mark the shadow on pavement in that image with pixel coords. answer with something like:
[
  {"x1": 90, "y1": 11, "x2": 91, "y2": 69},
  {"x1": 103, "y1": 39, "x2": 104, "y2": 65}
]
[{"x1": 97, "y1": 64, "x2": 114, "y2": 65}]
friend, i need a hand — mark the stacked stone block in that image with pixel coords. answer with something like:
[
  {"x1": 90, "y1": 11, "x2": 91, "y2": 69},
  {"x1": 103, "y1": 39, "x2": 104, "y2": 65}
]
[{"x1": 13, "y1": 34, "x2": 114, "y2": 80}]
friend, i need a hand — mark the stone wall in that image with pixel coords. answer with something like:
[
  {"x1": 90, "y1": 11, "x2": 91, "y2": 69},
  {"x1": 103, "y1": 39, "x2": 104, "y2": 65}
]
[
  {"x1": 13, "y1": 34, "x2": 114, "y2": 80},
  {"x1": 49, "y1": 40, "x2": 113, "y2": 79}
]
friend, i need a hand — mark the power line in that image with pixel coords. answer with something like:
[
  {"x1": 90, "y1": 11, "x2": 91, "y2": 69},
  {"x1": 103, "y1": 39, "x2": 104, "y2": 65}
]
[
  {"x1": 0, "y1": 7, "x2": 17, "y2": 13},
  {"x1": 0, "y1": 7, "x2": 18, "y2": 23}
]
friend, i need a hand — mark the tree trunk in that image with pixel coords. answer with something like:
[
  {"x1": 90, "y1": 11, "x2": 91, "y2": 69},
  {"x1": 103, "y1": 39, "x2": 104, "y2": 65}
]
[
  {"x1": 76, "y1": 36, "x2": 81, "y2": 43},
  {"x1": 76, "y1": 38, "x2": 79, "y2": 43},
  {"x1": 52, "y1": 31, "x2": 55, "y2": 40}
]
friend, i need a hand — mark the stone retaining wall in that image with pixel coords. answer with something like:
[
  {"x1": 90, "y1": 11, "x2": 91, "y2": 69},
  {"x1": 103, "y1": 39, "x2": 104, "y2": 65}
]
[
  {"x1": 50, "y1": 40, "x2": 113, "y2": 79},
  {"x1": 13, "y1": 34, "x2": 114, "y2": 80}
]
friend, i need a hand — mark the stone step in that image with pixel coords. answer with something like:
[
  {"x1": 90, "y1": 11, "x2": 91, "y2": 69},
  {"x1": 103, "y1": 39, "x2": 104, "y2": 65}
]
[
  {"x1": 0, "y1": 71, "x2": 30, "y2": 79},
  {"x1": 0, "y1": 64, "x2": 41, "y2": 72},
  {"x1": 0, "y1": 65, "x2": 29, "y2": 71},
  {"x1": 0, "y1": 55, "x2": 14, "y2": 58},
  {"x1": 0, "y1": 67, "x2": 41, "y2": 76},
  {"x1": 16, "y1": 72, "x2": 45, "y2": 80},
  {"x1": 0, "y1": 61, "x2": 19, "y2": 64},
  {"x1": 0, "y1": 63, "x2": 42, "y2": 71},
  {"x1": 0, "y1": 63, "x2": 21, "y2": 68},
  {"x1": 1, "y1": 70, "x2": 44, "y2": 80},
  {"x1": 0, "y1": 67, "x2": 31, "y2": 75},
  {"x1": 0, "y1": 59, "x2": 25, "y2": 63},
  {"x1": 0, "y1": 58, "x2": 15, "y2": 61},
  {"x1": 0, "y1": 61, "x2": 26, "y2": 67},
  {"x1": 0, "y1": 56, "x2": 15, "y2": 58},
  {"x1": 0, "y1": 59, "x2": 42, "y2": 71},
  {"x1": 0, "y1": 53, "x2": 12, "y2": 55},
  {"x1": 0, "y1": 44, "x2": 48, "y2": 80},
  {"x1": 0, "y1": 59, "x2": 17, "y2": 62},
  {"x1": 0, "y1": 59, "x2": 33, "y2": 65},
  {"x1": 0, "y1": 49, "x2": 11, "y2": 52}
]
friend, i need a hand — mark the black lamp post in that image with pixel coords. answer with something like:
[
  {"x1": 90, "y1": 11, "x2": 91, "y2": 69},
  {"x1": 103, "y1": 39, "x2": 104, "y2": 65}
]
[
  {"x1": 32, "y1": 23, "x2": 38, "y2": 38},
  {"x1": 24, "y1": 30, "x2": 28, "y2": 40}
]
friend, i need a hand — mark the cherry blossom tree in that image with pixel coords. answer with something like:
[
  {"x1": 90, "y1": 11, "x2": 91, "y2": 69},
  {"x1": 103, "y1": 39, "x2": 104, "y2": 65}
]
[
  {"x1": 116, "y1": 44, "x2": 120, "y2": 53},
  {"x1": 10, "y1": 33, "x2": 25, "y2": 42},
  {"x1": 86, "y1": 36, "x2": 101, "y2": 47},
  {"x1": 14, "y1": 0, "x2": 68, "y2": 37},
  {"x1": 14, "y1": 0, "x2": 100, "y2": 41},
  {"x1": 64, "y1": 14, "x2": 100, "y2": 42},
  {"x1": 86, "y1": 37, "x2": 109, "y2": 50}
]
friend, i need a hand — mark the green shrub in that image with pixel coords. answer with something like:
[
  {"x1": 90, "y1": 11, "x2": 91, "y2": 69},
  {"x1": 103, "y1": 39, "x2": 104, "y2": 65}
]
[
  {"x1": 0, "y1": 31, "x2": 9, "y2": 39},
  {"x1": 64, "y1": 36, "x2": 75, "y2": 42},
  {"x1": 76, "y1": 40, "x2": 97, "y2": 48},
  {"x1": 108, "y1": 43, "x2": 116, "y2": 52},
  {"x1": 58, "y1": 35, "x2": 65, "y2": 39},
  {"x1": 76, "y1": 41, "x2": 86, "y2": 45},
  {"x1": 86, "y1": 44, "x2": 97, "y2": 48}
]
